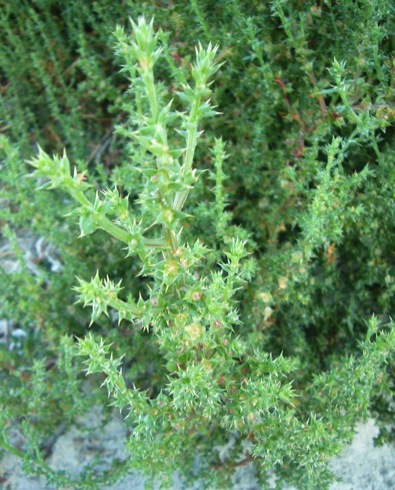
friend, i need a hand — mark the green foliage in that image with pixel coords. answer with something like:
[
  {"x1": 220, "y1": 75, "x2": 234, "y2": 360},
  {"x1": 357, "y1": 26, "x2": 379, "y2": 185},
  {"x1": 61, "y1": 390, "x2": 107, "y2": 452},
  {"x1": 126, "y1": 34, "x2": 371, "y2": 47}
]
[{"x1": 1, "y1": 2, "x2": 395, "y2": 489}]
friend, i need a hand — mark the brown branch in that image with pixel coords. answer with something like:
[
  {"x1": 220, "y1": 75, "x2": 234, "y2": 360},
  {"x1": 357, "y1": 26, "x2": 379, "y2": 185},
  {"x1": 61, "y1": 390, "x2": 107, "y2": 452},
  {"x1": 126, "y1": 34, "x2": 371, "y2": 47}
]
[{"x1": 274, "y1": 77, "x2": 307, "y2": 133}]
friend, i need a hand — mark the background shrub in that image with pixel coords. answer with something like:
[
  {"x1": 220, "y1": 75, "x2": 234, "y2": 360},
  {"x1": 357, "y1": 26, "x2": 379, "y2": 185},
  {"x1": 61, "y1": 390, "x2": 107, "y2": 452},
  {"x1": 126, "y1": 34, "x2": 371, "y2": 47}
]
[{"x1": 1, "y1": 1, "x2": 394, "y2": 488}]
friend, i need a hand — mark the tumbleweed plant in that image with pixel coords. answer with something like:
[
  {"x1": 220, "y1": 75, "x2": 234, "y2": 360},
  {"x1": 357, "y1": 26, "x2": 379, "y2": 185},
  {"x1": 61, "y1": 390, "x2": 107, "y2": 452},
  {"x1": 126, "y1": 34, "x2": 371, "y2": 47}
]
[{"x1": 1, "y1": 4, "x2": 395, "y2": 490}]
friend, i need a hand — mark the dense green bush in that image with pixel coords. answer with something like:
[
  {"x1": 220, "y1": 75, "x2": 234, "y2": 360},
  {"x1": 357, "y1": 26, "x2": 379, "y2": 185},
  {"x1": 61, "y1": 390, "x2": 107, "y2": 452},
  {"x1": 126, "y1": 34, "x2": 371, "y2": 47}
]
[{"x1": 1, "y1": 1, "x2": 394, "y2": 489}]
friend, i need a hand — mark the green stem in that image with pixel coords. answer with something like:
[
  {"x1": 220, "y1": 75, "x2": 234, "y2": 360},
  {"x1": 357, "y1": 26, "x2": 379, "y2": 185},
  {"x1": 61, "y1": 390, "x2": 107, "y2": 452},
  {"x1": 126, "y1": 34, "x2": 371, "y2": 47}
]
[
  {"x1": 165, "y1": 227, "x2": 178, "y2": 253},
  {"x1": 173, "y1": 125, "x2": 198, "y2": 211},
  {"x1": 183, "y1": 121, "x2": 199, "y2": 177},
  {"x1": 0, "y1": 438, "x2": 25, "y2": 459},
  {"x1": 173, "y1": 96, "x2": 201, "y2": 211},
  {"x1": 144, "y1": 237, "x2": 167, "y2": 248},
  {"x1": 68, "y1": 187, "x2": 133, "y2": 243},
  {"x1": 339, "y1": 89, "x2": 362, "y2": 125},
  {"x1": 67, "y1": 187, "x2": 166, "y2": 248},
  {"x1": 275, "y1": 2, "x2": 295, "y2": 45},
  {"x1": 101, "y1": 216, "x2": 134, "y2": 244},
  {"x1": 142, "y1": 68, "x2": 159, "y2": 121},
  {"x1": 109, "y1": 297, "x2": 142, "y2": 319}
]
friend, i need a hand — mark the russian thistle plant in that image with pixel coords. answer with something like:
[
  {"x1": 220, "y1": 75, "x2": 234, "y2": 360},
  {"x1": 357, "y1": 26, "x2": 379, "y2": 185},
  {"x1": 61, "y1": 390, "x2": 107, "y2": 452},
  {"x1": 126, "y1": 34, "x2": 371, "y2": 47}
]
[{"x1": 13, "y1": 13, "x2": 395, "y2": 489}]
